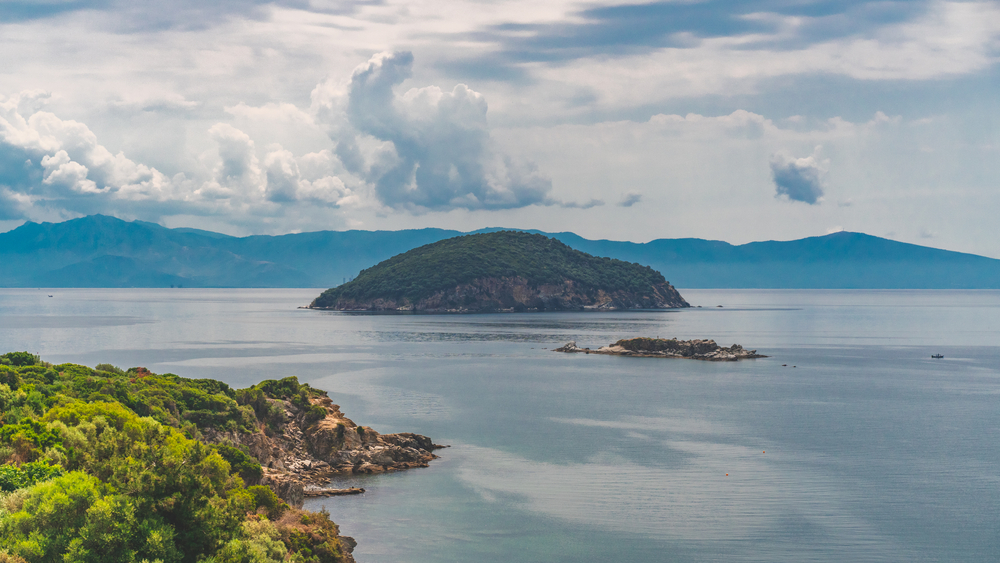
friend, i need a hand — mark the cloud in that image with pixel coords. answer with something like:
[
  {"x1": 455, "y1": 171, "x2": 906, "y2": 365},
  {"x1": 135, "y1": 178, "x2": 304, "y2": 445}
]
[
  {"x1": 556, "y1": 198, "x2": 604, "y2": 209},
  {"x1": 0, "y1": 92, "x2": 176, "y2": 210},
  {"x1": 770, "y1": 147, "x2": 827, "y2": 204},
  {"x1": 314, "y1": 51, "x2": 555, "y2": 212},
  {"x1": 262, "y1": 146, "x2": 353, "y2": 205},
  {"x1": 0, "y1": 91, "x2": 356, "y2": 223},
  {"x1": 208, "y1": 123, "x2": 264, "y2": 194},
  {"x1": 0, "y1": 188, "x2": 27, "y2": 220},
  {"x1": 618, "y1": 192, "x2": 642, "y2": 207},
  {"x1": 0, "y1": 0, "x2": 296, "y2": 31},
  {"x1": 445, "y1": 0, "x2": 931, "y2": 78}
]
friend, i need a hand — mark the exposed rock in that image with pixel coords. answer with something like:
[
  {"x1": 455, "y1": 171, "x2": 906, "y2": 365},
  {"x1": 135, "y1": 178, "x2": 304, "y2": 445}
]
[
  {"x1": 304, "y1": 486, "x2": 365, "y2": 497},
  {"x1": 555, "y1": 337, "x2": 767, "y2": 361},
  {"x1": 203, "y1": 393, "x2": 444, "y2": 506}
]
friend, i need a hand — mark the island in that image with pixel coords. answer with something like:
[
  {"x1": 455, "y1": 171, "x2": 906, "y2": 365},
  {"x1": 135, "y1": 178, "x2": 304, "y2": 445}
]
[
  {"x1": 309, "y1": 231, "x2": 690, "y2": 312},
  {"x1": 555, "y1": 337, "x2": 767, "y2": 361},
  {"x1": 0, "y1": 351, "x2": 442, "y2": 563}
]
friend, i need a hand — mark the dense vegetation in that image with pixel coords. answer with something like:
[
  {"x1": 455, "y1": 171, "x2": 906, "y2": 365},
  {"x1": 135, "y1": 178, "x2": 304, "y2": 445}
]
[
  {"x1": 311, "y1": 231, "x2": 669, "y2": 307},
  {"x1": 0, "y1": 351, "x2": 352, "y2": 563}
]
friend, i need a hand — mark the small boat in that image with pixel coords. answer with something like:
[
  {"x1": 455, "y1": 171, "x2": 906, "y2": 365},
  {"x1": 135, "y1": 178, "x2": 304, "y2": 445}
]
[
  {"x1": 931, "y1": 354, "x2": 944, "y2": 359},
  {"x1": 47, "y1": 295, "x2": 53, "y2": 297}
]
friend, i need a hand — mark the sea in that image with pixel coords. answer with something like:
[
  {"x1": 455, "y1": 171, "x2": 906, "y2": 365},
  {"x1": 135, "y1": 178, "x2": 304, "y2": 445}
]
[{"x1": 1, "y1": 288, "x2": 999, "y2": 563}]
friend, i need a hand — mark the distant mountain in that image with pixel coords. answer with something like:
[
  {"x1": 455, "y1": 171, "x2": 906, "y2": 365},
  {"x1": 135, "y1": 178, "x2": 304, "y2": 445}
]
[
  {"x1": 309, "y1": 231, "x2": 689, "y2": 312},
  {"x1": 1, "y1": 215, "x2": 998, "y2": 288}
]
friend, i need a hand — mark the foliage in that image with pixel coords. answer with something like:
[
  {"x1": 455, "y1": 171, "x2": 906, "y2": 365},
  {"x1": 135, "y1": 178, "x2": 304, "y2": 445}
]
[
  {"x1": 276, "y1": 507, "x2": 346, "y2": 563},
  {"x1": 0, "y1": 353, "x2": 39, "y2": 368},
  {"x1": 311, "y1": 231, "x2": 668, "y2": 307},
  {"x1": 0, "y1": 353, "x2": 351, "y2": 563},
  {"x1": 214, "y1": 444, "x2": 264, "y2": 485},
  {"x1": 0, "y1": 462, "x2": 63, "y2": 493},
  {"x1": 209, "y1": 517, "x2": 287, "y2": 563},
  {"x1": 246, "y1": 485, "x2": 288, "y2": 521}
]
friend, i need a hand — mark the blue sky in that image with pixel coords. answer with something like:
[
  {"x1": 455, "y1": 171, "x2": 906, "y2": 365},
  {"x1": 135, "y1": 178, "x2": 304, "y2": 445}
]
[{"x1": 0, "y1": 0, "x2": 998, "y2": 256}]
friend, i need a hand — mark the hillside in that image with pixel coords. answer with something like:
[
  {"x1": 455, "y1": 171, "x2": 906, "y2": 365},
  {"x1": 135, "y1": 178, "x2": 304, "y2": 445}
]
[
  {"x1": 2, "y1": 215, "x2": 1000, "y2": 288},
  {"x1": 309, "y1": 231, "x2": 689, "y2": 312},
  {"x1": 0, "y1": 351, "x2": 441, "y2": 562}
]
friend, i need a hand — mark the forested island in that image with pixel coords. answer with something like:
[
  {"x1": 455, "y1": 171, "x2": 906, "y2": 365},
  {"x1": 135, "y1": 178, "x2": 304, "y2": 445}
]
[
  {"x1": 309, "y1": 231, "x2": 689, "y2": 312},
  {"x1": 0, "y1": 351, "x2": 441, "y2": 562}
]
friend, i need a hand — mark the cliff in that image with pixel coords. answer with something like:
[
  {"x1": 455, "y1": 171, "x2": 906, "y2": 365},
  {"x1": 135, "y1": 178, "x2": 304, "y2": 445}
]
[
  {"x1": 203, "y1": 391, "x2": 443, "y2": 505},
  {"x1": 310, "y1": 231, "x2": 689, "y2": 312}
]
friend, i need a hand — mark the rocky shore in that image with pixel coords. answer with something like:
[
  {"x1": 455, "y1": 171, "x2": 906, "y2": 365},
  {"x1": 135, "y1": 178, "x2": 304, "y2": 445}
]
[
  {"x1": 555, "y1": 337, "x2": 766, "y2": 361},
  {"x1": 203, "y1": 392, "x2": 445, "y2": 507}
]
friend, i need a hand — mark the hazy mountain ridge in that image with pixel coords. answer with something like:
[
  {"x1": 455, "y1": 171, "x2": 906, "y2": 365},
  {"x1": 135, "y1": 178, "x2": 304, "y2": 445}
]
[{"x1": 1, "y1": 215, "x2": 998, "y2": 288}]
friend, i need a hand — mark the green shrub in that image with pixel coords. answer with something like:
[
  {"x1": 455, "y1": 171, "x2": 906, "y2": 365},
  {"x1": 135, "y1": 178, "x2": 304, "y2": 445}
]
[
  {"x1": 279, "y1": 507, "x2": 345, "y2": 563},
  {"x1": 0, "y1": 353, "x2": 38, "y2": 368},
  {"x1": 246, "y1": 485, "x2": 288, "y2": 520},
  {"x1": 0, "y1": 462, "x2": 63, "y2": 493},
  {"x1": 212, "y1": 517, "x2": 287, "y2": 563},
  {"x1": 214, "y1": 444, "x2": 263, "y2": 485},
  {"x1": 303, "y1": 405, "x2": 327, "y2": 427}
]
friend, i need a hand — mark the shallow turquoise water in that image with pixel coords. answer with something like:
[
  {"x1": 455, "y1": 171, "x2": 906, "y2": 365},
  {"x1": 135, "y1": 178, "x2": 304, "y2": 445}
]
[{"x1": 1, "y1": 288, "x2": 998, "y2": 562}]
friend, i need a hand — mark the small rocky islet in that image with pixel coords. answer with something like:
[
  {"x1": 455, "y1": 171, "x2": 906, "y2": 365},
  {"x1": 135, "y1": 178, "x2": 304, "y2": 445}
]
[{"x1": 555, "y1": 337, "x2": 767, "y2": 361}]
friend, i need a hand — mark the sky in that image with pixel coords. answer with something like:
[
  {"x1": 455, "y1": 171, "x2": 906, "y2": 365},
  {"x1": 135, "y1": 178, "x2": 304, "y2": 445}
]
[{"x1": 0, "y1": 0, "x2": 998, "y2": 257}]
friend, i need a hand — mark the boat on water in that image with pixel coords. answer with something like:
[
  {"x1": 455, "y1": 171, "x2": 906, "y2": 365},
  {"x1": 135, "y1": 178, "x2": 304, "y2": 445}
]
[{"x1": 931, "y1": 354, "x2": 944, "y2": 359}]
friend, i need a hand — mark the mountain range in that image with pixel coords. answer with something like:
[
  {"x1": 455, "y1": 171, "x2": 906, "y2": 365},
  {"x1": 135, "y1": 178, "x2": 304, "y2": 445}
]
[{"x1": 1, "y1": 215, "x2": 998, "y2": 289}]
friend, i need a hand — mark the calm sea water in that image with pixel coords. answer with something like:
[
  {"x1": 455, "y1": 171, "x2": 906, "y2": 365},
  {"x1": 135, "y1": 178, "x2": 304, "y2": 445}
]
[{"x1": 1, "y1": 288, "x2": 999, "y2": 562}]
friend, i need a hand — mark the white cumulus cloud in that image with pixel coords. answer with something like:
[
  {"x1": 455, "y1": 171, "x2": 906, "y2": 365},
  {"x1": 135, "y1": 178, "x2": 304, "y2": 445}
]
[
  {"x1": 314, "y1": 51, "x2": 554, "y2": 212},
  {"x1": 770, "y1": 147, "x2": 828, "y2": 205}
]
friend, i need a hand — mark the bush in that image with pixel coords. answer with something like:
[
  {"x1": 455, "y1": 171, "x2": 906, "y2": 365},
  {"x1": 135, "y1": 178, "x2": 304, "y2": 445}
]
[
  {"x1": 253, "y1": 377, "x2": 302, "y2": 400},
  {"x1": 303, "y1": 405, "x2": 327, "y2": 427},
  {"x1": 0, "y1": 353, "x2": 38, "y2": 368},
  {"x1": 214, "y1": 445, "x2": 263, "y2": 485},
  {"x1": 0, "y1": 462, "x2": 63, "y2": 492},
  {"x1": 277, "y1": 507, "x2": 346, "y2": 563},
  {"x1": 211, "y1": 517, "x2": 287, "y2": 563},
  {"x1": 246, "y1": 485, "x2": 288, "y2": 521},
  {"x1": 93, "y1": 364, "x2": 123, "y2": 375}
]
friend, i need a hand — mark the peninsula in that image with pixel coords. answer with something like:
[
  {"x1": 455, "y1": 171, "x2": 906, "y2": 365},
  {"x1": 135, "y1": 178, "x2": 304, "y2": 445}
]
[
  {"x1": 0, "y1": 351, "x2": 441, "y2": 563},
  {"x1": 309, "y1": 231, "x2": 689, "y2": 312},
  {"x1": 555, "y1": 337, "x2": 766, "y2": 361}
]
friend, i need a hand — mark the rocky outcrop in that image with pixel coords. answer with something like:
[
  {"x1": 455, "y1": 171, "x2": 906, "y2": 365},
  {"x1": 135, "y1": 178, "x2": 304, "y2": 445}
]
[
  {"x1": 322, "y1": 276, "x2": 689, "y2": 313},
  {"x1": 203, "y1": 394, "x2": 444, "y2": 506},
  {"x1": 555, "y1": 337, "x2": 766, "y2": 361}
]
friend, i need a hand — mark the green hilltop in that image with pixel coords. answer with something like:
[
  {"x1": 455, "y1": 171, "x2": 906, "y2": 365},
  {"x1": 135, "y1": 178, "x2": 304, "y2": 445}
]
[
  {"x1": 310, "y1": 231, "x2": 689, "y2": 312},
  {"x1": 0, "y1": 351, "x2": 354, "y2": 563}
]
